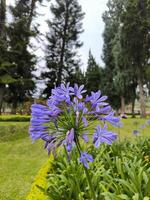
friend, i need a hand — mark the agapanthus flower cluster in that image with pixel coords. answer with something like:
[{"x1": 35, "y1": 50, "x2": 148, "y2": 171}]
[{"x1": 29, "y1": 83, "x2": 119, "y2": 168}]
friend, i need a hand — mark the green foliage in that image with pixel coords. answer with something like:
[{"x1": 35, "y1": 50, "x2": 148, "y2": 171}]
[
  {"x1": 0, "y1": 114, "x2": 30, "y2": 122},
  {"x1": 5, "y1": 0, "x2": 38, "y2": 111},
  {"x1": 102, "y1": 0, "x2": 150, "y2": 115},
  {"x1": 27, "y1": 159, "x2": 53, "y2": 200},
  {"x1": 29, "y1": 138, "x2": 150, "y2": 200},
  {"x1": 66, "y1": 66, "x2": 85, "y2": 86},
  {"x1": 85, "y1": 50, "x2": 103, "y2": 94},
  {"x1": 42, "y1": 0, "x2": 84, "y2": 97},
  {"x1": 120, "y1": 0, "x2": 150, "y2": 117},
  {"x1": 0, "y1": 121, "x2": 29, "y2": 141}
]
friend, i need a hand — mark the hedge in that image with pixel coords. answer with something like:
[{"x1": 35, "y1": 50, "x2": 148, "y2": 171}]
[
  {"x1": 26, "y1": 157, "x2": 53, "y2": 200},
  {"x1": 0, "y1": 115, "x2": 30, "y2": 122},
  {"x1": 0, "y1": 122, "x2": 29, "y2": 142}
]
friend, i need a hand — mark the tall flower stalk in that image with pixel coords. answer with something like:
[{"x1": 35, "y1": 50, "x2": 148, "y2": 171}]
[{"x1": 29, "y1": 83, "x2": 119, "y2": 199}]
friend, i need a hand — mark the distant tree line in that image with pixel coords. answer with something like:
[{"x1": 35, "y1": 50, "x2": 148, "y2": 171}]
[
  {"x1": 101, "y1": 0, "x2": 150, "y2": 118},
  {"x1": 0, "y1": 0, "x2": 150, "y2": 118}
]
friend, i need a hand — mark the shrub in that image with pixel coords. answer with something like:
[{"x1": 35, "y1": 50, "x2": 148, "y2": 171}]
[
  {"x1": 27, "y1": 138, "x2": 150, "y2": 200},
  {"x1": 27, "y1": 159, "x2": 53, "y2": 200},
  {"x1": 0, "y1": 122, "x2": 29, "y2": 141},
  {"x1": 0, "y1": 115, "x2": 30, "y2": 122}
]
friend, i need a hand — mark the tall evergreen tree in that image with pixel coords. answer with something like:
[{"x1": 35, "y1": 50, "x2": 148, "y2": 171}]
[
  {"x1": 7, "y1": 0, "x2": 39, "y2": 112},
  {"x1": 102, "y1": 0, "x2": 122, "y2": 111},
  {"x1": 66, "y1": 65, "x2": 85, "y2": 86},
  {"x1": 42, "y1": 0, "x2": 84, "y2": 97},
  {"x1": 120, "y1": 0, "x2": 150, "y2": 118},
  {"x1": 0, "y1": 0, "x2": 14, "y2": 113},
  {"x1": 102, "y1": 0, "x2": 138, "y2": 115},
  {"x1": 85, "y1": 50, "x2": 102, "y2": 94}
]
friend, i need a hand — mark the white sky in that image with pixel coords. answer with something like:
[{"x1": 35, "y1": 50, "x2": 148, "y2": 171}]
[
  {"x1": 79, "y1": 0, "x2": 108, "y2": 70},
  {"x1": 6, "y1": 0, "x2": 108, "y2": 71}
]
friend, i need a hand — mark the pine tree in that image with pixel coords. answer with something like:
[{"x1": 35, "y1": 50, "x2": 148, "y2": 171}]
[
  {"x1": 7, "y1": 0, "x2": 38, "y2": 113},
  {"x1": 0, "y1": 0, "x2": 14, "y2": 113},
  {"x1": 42, "y1": 0, "x2": 84, "y2": 97},
  {"x1": 66, "y1": 66, "x2": 85, "y2": 86},
  {"x1": 85, "y1": 50, "x2": 102, "y2": 94}
]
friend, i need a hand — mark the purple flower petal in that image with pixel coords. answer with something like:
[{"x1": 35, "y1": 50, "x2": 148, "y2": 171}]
[
  {"x1": 82, "y1": 133, "x2": 89, "y2": 143},
  {"x1": 82, "y1": 116, "x2": 88, "y2": 127},
  {"x1": 93, "y1": 124, "x2": 117, "y2": 148},
  {"x1": 65, "y1": 128, "x2": 75, "y2": 153},
  {"x1": 79, "y1": 152, "x2": 93, "y2": 168}
]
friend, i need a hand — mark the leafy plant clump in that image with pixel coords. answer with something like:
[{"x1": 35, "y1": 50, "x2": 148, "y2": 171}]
[{"x1": 43, "y1": 138, "x2": 150, "y2": 200}]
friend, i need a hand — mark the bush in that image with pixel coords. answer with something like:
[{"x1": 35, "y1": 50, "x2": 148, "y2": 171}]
[
  {"x1": 27, "y1": 158, "x2": 53, "y2": 200},
  {"x1": 0, "y1": 115, "x2": 30, "y2": 122},
  {"x1": 27, "y1": 138, "x2": 150, "y2": 200},
  {"x1": 0, "y1": 122, "x2": 29, "y2": 141}
]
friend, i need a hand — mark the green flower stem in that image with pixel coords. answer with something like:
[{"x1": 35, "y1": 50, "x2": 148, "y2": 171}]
[
  {"x1": 83, "y1": 165, "x2": 96, "y2": 200},
  {"x1": 63, "y1": 146, "x2": 81, "y2": 195},
  {"x1": 76, "y1": 139, "x2": 96, "y2": 200}
]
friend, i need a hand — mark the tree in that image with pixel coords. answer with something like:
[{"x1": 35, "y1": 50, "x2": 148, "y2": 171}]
[
  {"x1": 0, "y1": 0, "x2": 14, "y2": 114},
  {"x1": 102, "y1": 0, "x2": 139, "y2": 116},
  {"x1": 7, "y1": 0, "x2": 39, "y2": 113},
  {"x1": 102, "y1": 0, "x2": 123, "y2": 111},
  {"x1": 85, "y1": 50, "x2": 102, "y2": 94},
  {"x1": 42, "y1": 0, "x2": 84, "y2": 97},
  {"x1": 66, "y1": 66, "x2": 85, "y2": 86},
  {"x1": 120, "y1": 0, "x2": 150, "y2": 118}
]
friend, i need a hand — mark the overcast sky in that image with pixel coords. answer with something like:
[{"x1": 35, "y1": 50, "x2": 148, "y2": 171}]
[
  {"x1": 79, "y1": 0, "x2": 108, "y2": 70},
  {"x1": 7, "y1": 0, "x2": 108, "y2": 71}
]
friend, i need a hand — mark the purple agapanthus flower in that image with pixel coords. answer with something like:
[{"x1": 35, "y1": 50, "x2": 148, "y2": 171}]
[
  {"x1": 93, "y1": 124, "x2": 117, "y2": 148},
  {"x1": 79, "y1": 152, "x2": 93, "y2": 168},
  {"x1": 64, "y1": 128, "x2": 75, "y2": 152},
  {"x1": 82, "y1": 133, "x2": 89, "y2": 143},
  {"x1": 82, "y1": 116, "x2": 88, "y2": 127},
  {"x1": 86, "y1": 91, "x2": 108, "y2": 108},
  {"x1": 133, "y1": 130, "x2": 140, "y2": 135},
  {"x1": 140, "y1": 125, "x2": 146, "y2": 129},
  {"x1": 146, "y1": 120, "x2": 150, "y2": 125},
  {"x1": 103, "y1": 112, "x2": 120, "y2": 126},
  {"x1": 29, "y1": 82, "x2": 119, "y2": 168},
  {"x1": 51, "y1": 83, "x2": 72, "y2": 104},
  {"x1": 70, "y1": 84, "x2": 86, "y2": 99}
]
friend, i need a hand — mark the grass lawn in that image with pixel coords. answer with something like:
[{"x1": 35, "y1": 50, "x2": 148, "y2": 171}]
[
  {"x1": 0, "y1": 118, "x2": 150, "y2": 200},
  {"x1": 113, "y1": 118, "x2": 150, "y2": 139},
  {"x1": 0, "y1": 122, "x2": 47, "y2": 200}
]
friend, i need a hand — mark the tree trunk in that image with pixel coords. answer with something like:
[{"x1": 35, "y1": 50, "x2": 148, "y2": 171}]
[
  {"x1": 11, "y1": 100, "x2": 17, "y2": 114},
  {"x1": 131, "y1": 98, "x2": 135, "y2": 118},
  {"x1": 120, "y1": 95, "x2": 125, "y2": 115},
  {"x1": 0, "y1": 85, "x2": 5, "y2": 115},
  {"x1": 56, "y1": 1, "x2": 69, "y2": 86},
  {"x1": 28, "y1": 0, "x2": 36, "y2": 28},
  {"x1": 138, "y1": 77, "x2": 146, "y2": 118}
]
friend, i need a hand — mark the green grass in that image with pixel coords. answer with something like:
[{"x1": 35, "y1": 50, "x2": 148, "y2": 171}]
[
  {"x1": 113, "y1": 118, "x2": 150, "y2": 139},
  {"x1": 0, "y1": 118, "x2": 150, "y2": 200},
  {"x1": 0, "y1": 122, "x2": 47, "y2": 200}
]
